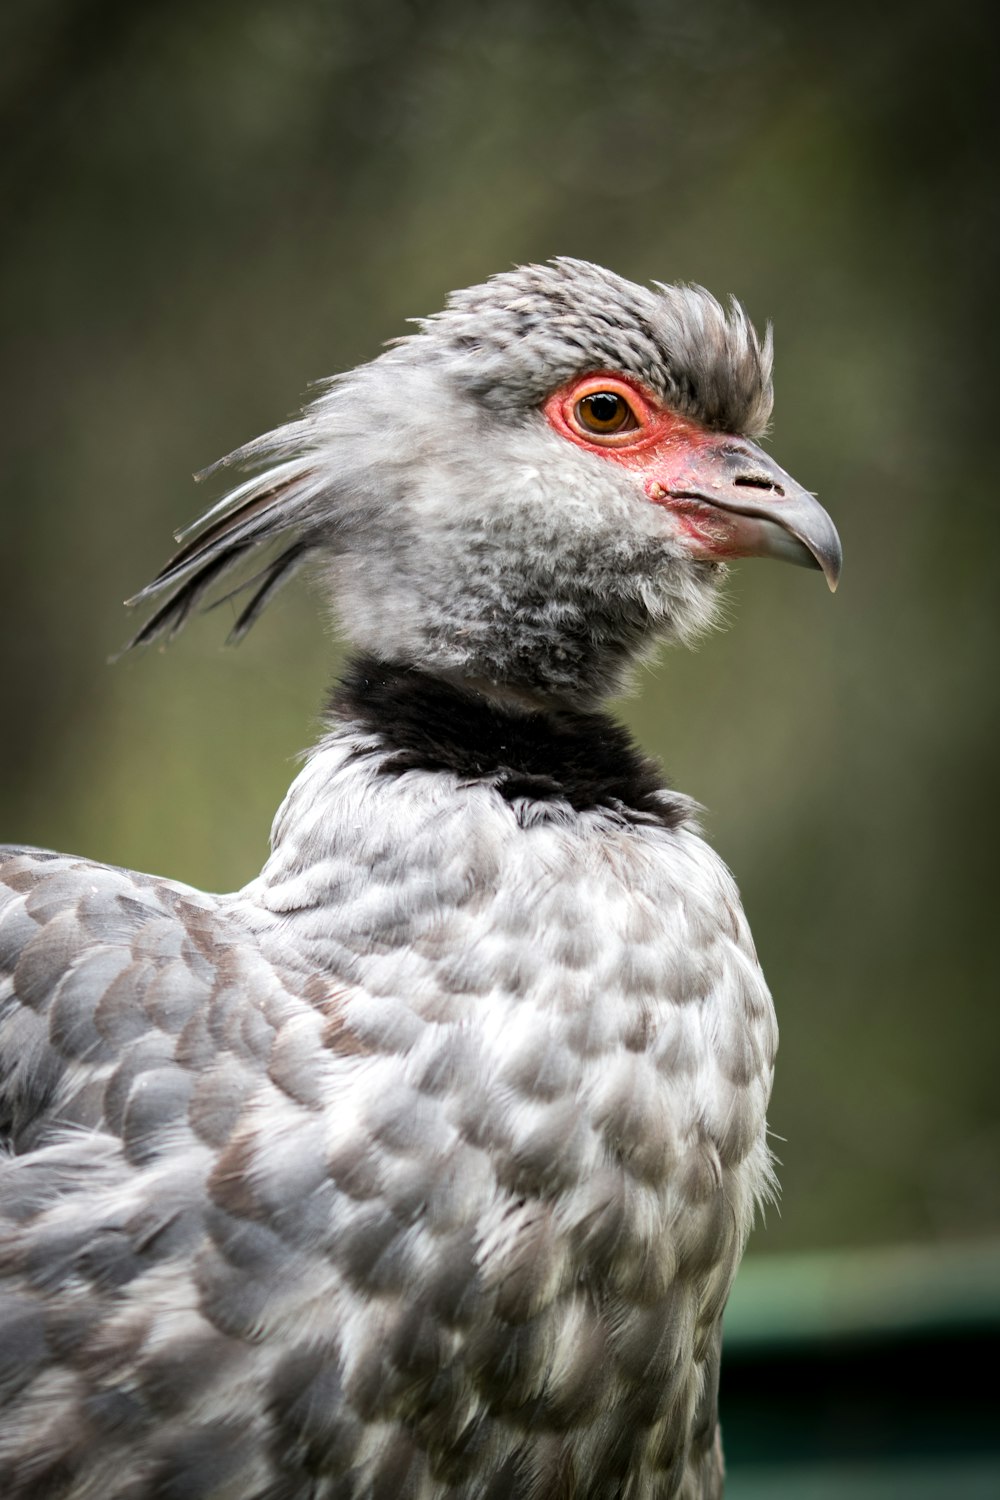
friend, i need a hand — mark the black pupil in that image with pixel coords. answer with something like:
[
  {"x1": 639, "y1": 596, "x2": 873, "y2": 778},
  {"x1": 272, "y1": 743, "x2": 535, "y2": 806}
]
[{"x1": 587, "y1": 394, "x2": 622, "y2": 425}]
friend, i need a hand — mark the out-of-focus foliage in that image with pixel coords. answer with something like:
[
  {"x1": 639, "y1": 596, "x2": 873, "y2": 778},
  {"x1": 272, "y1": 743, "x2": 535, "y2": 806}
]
[{"x1": 1, "y1": 0, "x2": 996, "y2": 1254}]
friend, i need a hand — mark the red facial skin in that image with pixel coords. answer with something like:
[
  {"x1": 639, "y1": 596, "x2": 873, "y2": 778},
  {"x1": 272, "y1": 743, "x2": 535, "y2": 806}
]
[
  {"x1": 543, "y1": 370, "x2": 842, "y2": 589},
  {"x1": 543, "y1": 372, "x2": 748, "y2": 560}
]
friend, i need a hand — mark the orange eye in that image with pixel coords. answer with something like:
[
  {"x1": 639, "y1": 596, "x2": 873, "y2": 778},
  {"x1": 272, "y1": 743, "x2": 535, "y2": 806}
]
[{"x1": 573, "y1": 391, "x2": 639, "y2": 436}]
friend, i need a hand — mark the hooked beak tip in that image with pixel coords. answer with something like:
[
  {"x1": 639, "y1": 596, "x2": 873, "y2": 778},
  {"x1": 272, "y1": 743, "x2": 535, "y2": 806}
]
[{"x1": 814, "y1": 533, "x2": 843, "y2": 593}]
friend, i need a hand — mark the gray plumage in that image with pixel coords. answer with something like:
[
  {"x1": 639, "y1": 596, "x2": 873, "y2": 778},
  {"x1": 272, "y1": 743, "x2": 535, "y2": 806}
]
[{"x1": 0, "y1": 259, "x2": 840, "y2": 1499}]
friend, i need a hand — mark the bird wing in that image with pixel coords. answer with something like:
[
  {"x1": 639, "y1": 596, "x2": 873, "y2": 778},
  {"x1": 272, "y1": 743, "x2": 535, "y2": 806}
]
[
  {"x1": 0, "y1": 847, "x2": 281, "y2": 1151},
  {"x1": 0, "y1": 846, "x2": 358, "y2": 1496}
]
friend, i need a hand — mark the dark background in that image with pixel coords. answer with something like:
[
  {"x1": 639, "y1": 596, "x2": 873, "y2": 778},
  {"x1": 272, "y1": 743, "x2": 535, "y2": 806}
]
[{"x1": 1, "y1": 0, "x2": 997, "y2": 1261}]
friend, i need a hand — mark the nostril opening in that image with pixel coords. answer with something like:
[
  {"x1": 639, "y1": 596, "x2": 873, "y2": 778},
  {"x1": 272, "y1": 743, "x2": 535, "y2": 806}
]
[{"x1": 734, "y1": 475, "x2": 785, "y2": 497}]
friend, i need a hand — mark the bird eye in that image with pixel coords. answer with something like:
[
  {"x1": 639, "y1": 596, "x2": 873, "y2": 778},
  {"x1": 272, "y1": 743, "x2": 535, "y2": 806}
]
[{"x1": 574, "y1": 391, "x2": 638, "y2": 436}]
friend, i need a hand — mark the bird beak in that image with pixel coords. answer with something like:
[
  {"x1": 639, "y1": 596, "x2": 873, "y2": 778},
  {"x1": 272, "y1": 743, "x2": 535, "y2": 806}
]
[{"x1": 647, "y1": 435, "x2": 842, "y2": 591}]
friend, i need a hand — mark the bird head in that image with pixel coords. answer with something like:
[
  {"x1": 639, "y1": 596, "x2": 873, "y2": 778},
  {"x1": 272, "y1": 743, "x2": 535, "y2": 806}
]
[{"x1": 127, "y1": 259, "x2": 840, "y2": 706}]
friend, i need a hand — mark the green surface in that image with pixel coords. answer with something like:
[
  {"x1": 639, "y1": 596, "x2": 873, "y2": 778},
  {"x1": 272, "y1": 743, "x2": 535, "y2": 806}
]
[
  {"x1": 722, "y1": 1241, "x2": 1000, "y2": 1480},
  {"x1": 728, "y1": 1458, "x2": 1000, "y2": 1500},
  {"x1": 727, "y1": 1239, "x2": 1000, "y2": 1349}
]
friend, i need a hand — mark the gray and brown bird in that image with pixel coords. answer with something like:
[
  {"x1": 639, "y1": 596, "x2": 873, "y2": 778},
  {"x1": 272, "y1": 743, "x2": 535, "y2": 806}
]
[{"x1": 0, "y1": 259, "x2": 840, "y2": 1499}]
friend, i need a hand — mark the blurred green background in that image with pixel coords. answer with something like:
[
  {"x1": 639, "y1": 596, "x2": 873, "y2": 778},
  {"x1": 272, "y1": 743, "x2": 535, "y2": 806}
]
[{"x1": 1, "y1": 0, "x2": 996, "y2": 1270}]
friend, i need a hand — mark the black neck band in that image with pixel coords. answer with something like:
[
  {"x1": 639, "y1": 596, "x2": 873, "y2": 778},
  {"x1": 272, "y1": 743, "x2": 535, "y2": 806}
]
[{"x1": 329, "y1": 656, "x2": 687, "y2": 828}]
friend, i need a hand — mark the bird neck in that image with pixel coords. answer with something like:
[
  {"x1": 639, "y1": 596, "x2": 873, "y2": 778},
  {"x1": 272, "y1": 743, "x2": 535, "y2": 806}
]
[{"x1": 324, "y1": 654, "x2": 686, "y2": 825}]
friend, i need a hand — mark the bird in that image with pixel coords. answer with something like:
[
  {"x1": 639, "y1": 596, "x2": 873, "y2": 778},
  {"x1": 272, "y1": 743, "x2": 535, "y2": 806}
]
[{"x1": 0, "y1": 258, "x2": 840, "y2": 1500}]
